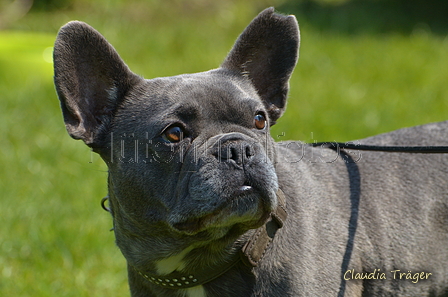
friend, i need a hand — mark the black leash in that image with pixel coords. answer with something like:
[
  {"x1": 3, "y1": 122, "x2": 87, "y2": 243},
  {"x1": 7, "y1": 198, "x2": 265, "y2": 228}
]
[{"x1": 312, "y1": 142, "x2": 448, "y2": 154}]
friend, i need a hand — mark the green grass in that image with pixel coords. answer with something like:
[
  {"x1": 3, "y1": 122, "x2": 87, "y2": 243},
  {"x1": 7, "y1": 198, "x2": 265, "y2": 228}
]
[
  {"x1": 1, "y1": 1, "x2": 447, "y2": 296},
  {"x1": 274, "y1": 28, "x2": 448, "y2": 142}
]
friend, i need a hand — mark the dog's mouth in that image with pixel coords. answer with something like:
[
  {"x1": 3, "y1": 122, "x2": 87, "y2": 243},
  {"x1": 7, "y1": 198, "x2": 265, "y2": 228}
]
[
  {"x1": 171, "y1": 184, "x2": 273, "y2": 235},
  {"x1": 170, "y1": 135, "x2": 279, "y2": 236}
]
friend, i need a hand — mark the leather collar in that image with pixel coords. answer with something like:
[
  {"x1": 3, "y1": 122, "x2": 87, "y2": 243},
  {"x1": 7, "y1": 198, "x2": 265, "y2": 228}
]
[{"x1": 132, "y1": 189, "x2": 288, "y2": 289}]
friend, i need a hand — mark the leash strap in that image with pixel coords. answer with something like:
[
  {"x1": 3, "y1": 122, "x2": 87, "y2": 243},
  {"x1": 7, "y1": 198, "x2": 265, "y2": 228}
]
[{"x1": 312, "y1": 142, "x2": 448, "y2": 154}]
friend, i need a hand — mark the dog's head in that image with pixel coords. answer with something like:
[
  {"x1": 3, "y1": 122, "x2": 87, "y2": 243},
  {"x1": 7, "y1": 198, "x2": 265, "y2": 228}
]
[{"x1": 54, "y1": 7, "x2": 299, "y2": 265}]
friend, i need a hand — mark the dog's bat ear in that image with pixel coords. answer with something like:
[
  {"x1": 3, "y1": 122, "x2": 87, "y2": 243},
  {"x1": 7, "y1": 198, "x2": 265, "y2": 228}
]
[
  {"x1": 221, "y1": 7, "x2": 299, "y2": 125},
  {"x1": 54, "y1": 21, "x2": 141, "y2": 147}
]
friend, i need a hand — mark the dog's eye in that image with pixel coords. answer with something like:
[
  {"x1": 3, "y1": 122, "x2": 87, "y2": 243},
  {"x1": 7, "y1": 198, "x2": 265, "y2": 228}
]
[
  {"x1": 162, "y1": 125, "x2": 184, "y2": 143},
  {"x1": 254, "y1": 112, "x2": 267, "y2": 130}
]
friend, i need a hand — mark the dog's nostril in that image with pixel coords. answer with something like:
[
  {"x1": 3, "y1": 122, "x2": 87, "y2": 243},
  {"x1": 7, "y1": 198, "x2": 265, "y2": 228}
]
[
  {"x1": 230, "y1": 147, "x2": 238, "y2": 162},
  {"x1": 245, "y1": 145, "x2": 254, "y2": 158}
]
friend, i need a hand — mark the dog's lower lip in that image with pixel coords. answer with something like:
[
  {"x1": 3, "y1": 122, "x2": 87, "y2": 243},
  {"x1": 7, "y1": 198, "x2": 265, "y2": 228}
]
[
  {"x1": 173, "y1": 219, "x2": 202, "y2": 233},
  {"x1": 172, "y1": 210, "x2": 220, "y2": 233}
]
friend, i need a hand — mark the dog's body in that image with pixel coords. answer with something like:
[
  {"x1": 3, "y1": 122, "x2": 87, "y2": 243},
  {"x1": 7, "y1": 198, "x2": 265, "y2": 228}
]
[{"x1": 54, "y1": 8, "x2": 448, "y2": 297}]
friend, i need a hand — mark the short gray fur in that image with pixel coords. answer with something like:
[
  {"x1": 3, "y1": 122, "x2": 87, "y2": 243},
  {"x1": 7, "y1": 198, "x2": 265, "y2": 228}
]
[{"x1": 54, "y1": 7, "x2": 448, "y2": 297}]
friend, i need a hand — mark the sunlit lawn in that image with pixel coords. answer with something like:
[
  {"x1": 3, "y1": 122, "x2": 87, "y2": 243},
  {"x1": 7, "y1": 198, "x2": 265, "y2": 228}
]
[{"x1": 1, "y1": 1, "x2": 447, "y2": 296}]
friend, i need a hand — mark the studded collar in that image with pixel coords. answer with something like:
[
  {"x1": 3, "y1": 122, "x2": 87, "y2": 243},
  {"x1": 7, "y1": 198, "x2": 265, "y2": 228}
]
[{"x1": 134, "y1": 254, "x2": 241, "y2": 289}]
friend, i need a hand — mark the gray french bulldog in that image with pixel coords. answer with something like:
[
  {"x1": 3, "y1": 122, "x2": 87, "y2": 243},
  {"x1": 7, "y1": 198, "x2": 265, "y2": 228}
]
[{"x1": 53, "y1": 7, "x2": 448, "y2": 297}]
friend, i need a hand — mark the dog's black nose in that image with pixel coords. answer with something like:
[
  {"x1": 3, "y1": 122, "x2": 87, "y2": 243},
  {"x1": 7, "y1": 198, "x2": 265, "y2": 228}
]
[
  {"x1": 213, "y1": 138, "x2": 255, "y2": 165},
  {"x1": 222, "y1": 143, "x2": 254, "y2": 165}
]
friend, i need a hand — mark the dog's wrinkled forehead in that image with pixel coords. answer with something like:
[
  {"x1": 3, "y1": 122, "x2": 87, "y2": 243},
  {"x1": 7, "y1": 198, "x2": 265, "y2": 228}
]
[
  {"x1": 54, "y1": 8, "x2": 298, "y2": 146},
  {"x1": 118, "y1": 69, "x2": 263, "y2": 136}
]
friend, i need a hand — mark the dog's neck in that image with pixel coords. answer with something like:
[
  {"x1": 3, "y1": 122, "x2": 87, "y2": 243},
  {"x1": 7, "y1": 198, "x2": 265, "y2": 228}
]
[
  {"x1": 124, "y1": 189, "x2": 287, "y2": 296},
  {"x1": 126, "y1": 230, "x2": 249, "y2": 297}
]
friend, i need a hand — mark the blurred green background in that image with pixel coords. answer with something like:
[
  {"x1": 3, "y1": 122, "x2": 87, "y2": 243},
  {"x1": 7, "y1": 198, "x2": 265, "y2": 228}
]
[{"x1": 1, "y1": 0, "x2": 447, "y2": 296}]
